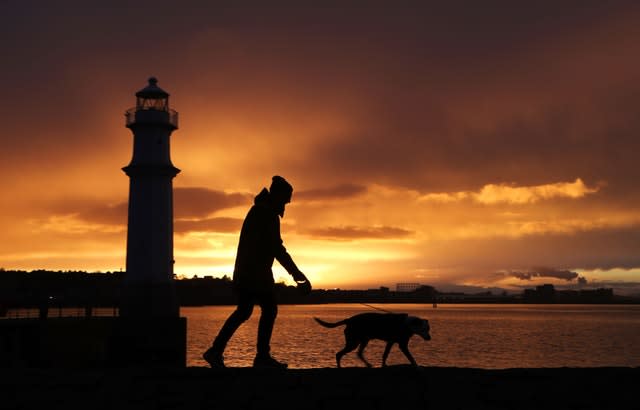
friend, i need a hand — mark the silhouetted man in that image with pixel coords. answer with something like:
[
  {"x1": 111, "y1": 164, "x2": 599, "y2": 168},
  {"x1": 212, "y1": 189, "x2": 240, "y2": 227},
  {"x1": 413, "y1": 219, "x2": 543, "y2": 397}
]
[{"x1": 203, "y1": 176, "x2": 310, "y2": 368}]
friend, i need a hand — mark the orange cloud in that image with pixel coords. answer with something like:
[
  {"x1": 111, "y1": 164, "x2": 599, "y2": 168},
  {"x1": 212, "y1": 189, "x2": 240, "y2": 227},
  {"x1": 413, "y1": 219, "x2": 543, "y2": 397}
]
[
  {"x1": 295, "y1": 184, "x2": 367, "y2": 202},
  {"x1": 419, "y1": 178, "x2": 599, "y2": 205},
  {"x1": 475, "y1": 178, "x2": 600, "y2": 205},
  {"x1": 175, "y1": 217, "x2": 242, "y2": 234},
  {"x1": 304, "y1": 225, "x2": 413, "y2": 241}
]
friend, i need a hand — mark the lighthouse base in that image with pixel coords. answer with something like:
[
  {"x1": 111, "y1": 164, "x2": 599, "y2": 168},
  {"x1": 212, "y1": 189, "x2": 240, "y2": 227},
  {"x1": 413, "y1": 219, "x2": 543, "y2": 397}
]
[
  {"x1": 114, "y1": 280, "x2": 185, "y2": 367},
  {"x1": 119, "y1": 281, "x2": 180, "y2": 318},
  {"x1": 0, "y1": 316, "x2": 186, "y2": 368},
  {"x1": 110, "y1": 316, "x2": 187, "y2": 367}
]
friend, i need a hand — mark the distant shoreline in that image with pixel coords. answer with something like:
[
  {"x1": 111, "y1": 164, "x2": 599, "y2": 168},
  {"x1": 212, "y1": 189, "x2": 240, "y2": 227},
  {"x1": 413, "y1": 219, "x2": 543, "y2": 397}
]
[
  {"x1": 7, "y1": 301, "x2": 639, "y2": 317},
  {"x1": 3, "y1": 269, "x2": 639, "y2": 309},
  {"x1": 4, "y1": 299, "x2": 640, "y2": 315}
]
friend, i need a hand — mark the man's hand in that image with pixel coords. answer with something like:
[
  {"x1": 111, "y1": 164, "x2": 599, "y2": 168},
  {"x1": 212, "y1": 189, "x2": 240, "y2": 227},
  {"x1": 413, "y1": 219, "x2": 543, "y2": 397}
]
[
  {"x1": 292, "y1": 270, "x2": 307, "y2": 283},
  {"x1": 292, "y1": 270, "x2": 312, "y2": 295}
]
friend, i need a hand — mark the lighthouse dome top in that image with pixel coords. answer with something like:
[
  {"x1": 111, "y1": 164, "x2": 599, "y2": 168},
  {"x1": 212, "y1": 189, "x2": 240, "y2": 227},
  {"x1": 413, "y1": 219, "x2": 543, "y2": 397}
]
[{"x1": 136, "y1": 77, "x2": 170, "y2": 99}]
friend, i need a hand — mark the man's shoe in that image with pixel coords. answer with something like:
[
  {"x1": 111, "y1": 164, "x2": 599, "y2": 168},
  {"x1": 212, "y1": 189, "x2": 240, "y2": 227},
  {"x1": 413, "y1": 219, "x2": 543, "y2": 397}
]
[
  {"x1": 253, "y1": 354, "x2": 288, "y2": 369},
  {"x1": 203, "y1": 348, "x2": 225, "y2": 368}
]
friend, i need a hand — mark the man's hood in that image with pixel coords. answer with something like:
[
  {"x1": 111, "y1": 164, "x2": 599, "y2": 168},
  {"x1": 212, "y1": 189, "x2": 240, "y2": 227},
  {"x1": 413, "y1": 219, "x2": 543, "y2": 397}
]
[
  {"x1": 254, "y1": 187, "x2": 286, "y2": 217},
  {"x1": 254, "y1": 188, "x2": 271, "y2": 207}
]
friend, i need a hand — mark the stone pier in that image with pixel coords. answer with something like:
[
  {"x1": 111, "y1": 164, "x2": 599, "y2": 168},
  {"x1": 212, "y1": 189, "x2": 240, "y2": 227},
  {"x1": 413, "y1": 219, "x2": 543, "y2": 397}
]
[{"x1": 1, "y1": 366, "x2": 636, "y2": 410}]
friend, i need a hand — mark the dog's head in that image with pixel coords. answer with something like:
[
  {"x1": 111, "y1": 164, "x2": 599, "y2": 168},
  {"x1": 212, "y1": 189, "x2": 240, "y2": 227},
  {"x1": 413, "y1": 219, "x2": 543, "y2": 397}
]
[{"x1": 406, "y1": 316, "x2": 431, "y2": 340}]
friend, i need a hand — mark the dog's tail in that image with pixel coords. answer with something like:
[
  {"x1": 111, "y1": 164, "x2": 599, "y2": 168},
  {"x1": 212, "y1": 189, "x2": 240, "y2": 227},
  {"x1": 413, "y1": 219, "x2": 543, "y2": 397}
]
[{"x1": 314, "y1": 317, "x2": 348, "y2": 328}]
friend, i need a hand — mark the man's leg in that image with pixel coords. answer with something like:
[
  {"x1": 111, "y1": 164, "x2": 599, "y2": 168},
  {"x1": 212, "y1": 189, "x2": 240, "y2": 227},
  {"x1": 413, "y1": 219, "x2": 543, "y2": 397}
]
[
  {"x1": 253, "y1": 292, "x2": 286, "y2": 368},
  {"x1": 204, "y1": 293, "x2": 254, "y2": 367},
  {"x1": 256, "y1": 293, "x2": 277, "y2": 357}
]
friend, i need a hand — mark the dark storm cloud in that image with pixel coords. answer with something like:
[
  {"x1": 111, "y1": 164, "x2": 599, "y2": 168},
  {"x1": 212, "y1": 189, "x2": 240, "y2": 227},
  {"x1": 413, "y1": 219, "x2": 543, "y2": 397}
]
[
  {"x1": 48, "y1": 187, "x2": 250, "y2": 227},
  {"x1": 174, "y1": 188, "x2": 250, "y2": 219},
  {"x1": 244, "y1": 2, "x2": 640, "y2": 194},
  {"x1": 41, "y1": 198, "x2": 127, "y2": 226},
  {"x1": 297, "y1": 65, "x2": 640, "y2": 194},
  {"x1": 508, "y1": 267, "x2": 580, "y2": 282},
  {"x1": 3, "y1": 1, "x2": 640, "y2": 195},
  {"x1": 305, "y1": 225, "x2": 413, "y2": 241},
  {"x1": 77, "y1": 202, "x2": 128, "y2": 226},
  {"x1": 294, "y1": 184, "x2": 367, "y2": 202},
  {"x1": 434, "y1": 225, "x2": 640, "y2": 274},
  {"x1": 3, "y1": 0, "x2": 636, "y2": 196}
]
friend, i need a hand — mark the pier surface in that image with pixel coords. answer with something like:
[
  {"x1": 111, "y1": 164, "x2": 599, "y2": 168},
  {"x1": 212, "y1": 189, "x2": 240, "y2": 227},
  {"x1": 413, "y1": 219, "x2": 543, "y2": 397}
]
[{"x1": 1, "y1": 366, "x2": 636, "y2": 410}]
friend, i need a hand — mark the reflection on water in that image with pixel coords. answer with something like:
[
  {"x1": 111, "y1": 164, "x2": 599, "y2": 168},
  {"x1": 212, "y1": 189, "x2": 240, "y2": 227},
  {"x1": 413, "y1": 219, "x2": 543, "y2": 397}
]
[{"x1": 185, "y1": 304, "x2": 640, "y2": 369}]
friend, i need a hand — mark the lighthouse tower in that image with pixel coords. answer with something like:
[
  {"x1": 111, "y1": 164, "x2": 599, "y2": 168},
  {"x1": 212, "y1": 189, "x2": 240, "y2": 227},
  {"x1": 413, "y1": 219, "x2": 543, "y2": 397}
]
[{"x1": 121, "y1": 77, "x2": 180, "y2": 318}]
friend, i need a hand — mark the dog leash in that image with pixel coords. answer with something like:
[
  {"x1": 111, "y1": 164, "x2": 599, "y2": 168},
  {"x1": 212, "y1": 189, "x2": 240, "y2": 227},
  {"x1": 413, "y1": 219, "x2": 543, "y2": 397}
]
[{"x1": 360, "y1": 303, "x2": 395, "y2": 314}]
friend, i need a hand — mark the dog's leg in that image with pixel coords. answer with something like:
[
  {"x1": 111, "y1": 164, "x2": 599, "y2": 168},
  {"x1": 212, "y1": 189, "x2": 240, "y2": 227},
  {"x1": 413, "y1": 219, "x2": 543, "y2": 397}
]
[
  {"x1": 356, "y1": 340, "x2": 372, "y2": 368},
  {"x1": 382, "y1": 342, "x2": 394, "y2": 367},
  {"x1": 336, "y1": 338, "x2": 359, "y2": 368},
  {"x1": 398, "y1": 341, "x2": 418, "y2": 366}
]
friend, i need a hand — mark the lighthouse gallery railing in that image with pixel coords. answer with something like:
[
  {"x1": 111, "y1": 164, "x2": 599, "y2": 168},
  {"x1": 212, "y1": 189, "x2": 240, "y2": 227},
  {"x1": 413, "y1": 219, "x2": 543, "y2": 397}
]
[{"x1": 125, "y1": 107, "x2": 178, "y2": 128}]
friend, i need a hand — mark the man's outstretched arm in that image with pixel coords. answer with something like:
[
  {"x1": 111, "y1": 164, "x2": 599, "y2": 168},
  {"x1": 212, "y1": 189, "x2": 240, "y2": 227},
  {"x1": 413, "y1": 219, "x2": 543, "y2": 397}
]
[{"x1": 275, "y1": 246, "x2": 307, "y2": 282}]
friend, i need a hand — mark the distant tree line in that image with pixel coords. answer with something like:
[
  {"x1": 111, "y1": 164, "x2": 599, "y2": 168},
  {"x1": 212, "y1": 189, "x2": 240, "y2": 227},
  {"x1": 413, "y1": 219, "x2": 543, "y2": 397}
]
[
  {"x1": 0, "y1": 269, "x2": 123, "y2": 309},
  {"x1": 0, "y1": 269, "x2": 632, "y2": 311}
]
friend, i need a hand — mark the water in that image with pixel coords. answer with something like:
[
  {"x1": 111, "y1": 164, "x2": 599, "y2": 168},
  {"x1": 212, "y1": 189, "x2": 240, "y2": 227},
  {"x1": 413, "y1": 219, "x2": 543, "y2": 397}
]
[{"x1": 185, "y1": 303, "x2": 640, "y2": 369}]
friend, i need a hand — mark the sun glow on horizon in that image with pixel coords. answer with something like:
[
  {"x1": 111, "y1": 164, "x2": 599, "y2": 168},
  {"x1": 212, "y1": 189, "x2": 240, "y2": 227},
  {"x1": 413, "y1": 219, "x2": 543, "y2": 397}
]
[{"x1": 1, "y1": 3, "x2": 639, "y2": 296}]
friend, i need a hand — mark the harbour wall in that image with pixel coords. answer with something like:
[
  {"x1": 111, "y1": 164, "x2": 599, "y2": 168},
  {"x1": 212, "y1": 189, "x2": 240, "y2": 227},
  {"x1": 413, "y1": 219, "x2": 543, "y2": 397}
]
[{"x1": 1, "y1": 366, "x2": 636, "y2": 410}]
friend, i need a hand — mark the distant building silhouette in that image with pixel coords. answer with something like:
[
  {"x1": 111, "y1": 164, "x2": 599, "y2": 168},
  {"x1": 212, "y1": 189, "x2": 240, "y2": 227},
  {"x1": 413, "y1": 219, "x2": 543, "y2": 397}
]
[
  {"x1": 523, "y1": 283, "x2": 614, "y2": 304},
  {"x1": 525, "y1": 284, "x2": 556, "y2": 303},
  {"x1": 396, "y1": 283, "x2": 422, "y2": 292}
]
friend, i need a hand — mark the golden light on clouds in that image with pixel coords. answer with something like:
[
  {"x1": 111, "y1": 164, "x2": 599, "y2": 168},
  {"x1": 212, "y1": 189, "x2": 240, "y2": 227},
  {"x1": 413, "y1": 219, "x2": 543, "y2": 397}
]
[
  {"x1": 1, "y1": 2, "x2": 640, "y2": 295},
  {"x1": 475, "y1": 179, "x2": 600, "y2": 204},
  {"x1": 419, "y1": 178, "x2": 599, "y2": 205}
]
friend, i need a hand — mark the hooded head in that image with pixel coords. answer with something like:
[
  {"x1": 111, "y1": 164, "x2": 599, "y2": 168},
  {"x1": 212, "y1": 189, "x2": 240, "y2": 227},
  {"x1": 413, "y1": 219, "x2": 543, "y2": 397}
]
[{"x1": 269, "y1": 175, "x2": 293, "y2": 217}]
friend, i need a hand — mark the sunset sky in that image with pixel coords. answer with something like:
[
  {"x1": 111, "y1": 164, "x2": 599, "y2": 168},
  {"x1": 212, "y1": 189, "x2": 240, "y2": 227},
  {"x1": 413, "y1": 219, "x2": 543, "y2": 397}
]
[{"x1": 2, "y1": 1, "x2": 640, "y2": 295}]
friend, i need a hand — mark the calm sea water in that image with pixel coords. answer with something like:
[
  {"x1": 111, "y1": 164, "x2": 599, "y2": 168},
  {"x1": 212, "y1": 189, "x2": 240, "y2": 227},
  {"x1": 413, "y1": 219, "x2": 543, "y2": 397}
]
[{"x1": 185, "y1": 303, "x2": 640, "y2": 369}]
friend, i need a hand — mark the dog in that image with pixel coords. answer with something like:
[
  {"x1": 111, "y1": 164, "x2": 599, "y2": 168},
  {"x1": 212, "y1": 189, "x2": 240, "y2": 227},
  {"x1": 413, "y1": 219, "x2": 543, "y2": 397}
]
[{"x1": 314, "y1": 312, "x2": 431, "y2": 368}]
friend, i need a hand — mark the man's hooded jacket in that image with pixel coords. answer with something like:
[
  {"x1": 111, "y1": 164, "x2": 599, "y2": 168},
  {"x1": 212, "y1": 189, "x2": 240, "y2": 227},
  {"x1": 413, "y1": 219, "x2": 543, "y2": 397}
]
[{"x1": 232, "y1": 188, "x2": 300, "y2": 292}]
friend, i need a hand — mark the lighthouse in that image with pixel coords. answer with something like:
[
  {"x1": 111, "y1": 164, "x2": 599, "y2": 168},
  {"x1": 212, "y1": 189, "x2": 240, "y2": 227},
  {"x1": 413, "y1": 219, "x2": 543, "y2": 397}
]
[{"x1": 121, "y1": 77, "x2": 180, "y2": 318}]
